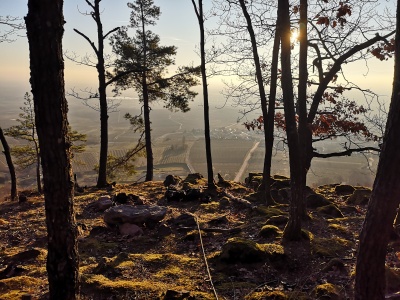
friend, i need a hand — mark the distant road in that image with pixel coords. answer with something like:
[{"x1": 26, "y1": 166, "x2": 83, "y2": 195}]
[
  {"x1": 234, "y1": 141, "x2": 260, "y2": 182},
  {"x1": 185, "y1": 141, "x2": 196, "y2": 173}
]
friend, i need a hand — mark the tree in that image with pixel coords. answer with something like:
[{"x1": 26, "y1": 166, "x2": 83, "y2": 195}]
[
  {"x1": 237, "y1": 0, "x2": 281, "y2": 204},
  {"x1": 0, "y1": 15, "x2": 24, "y2": 43},
  {"x1": 191, "y1": 0, "x2": 216, "y2": 190},
  {"x1": 0, "y1": 127, "x2": 17, "y2": 200},
  {"x1": 25, "y1": 0, "x2": 79, "y2": 298},
  {"x1": 355, "y1": 1, "x2": 400, "y2": 298},
  {"x1": 4, "y1": 93, "x2": 86, "y2": 194},
  {"x1": 70, "y1": 0, "x2": 120, "y2": 188},
  {"x1": 111, "y1": 0, "x2": 200, "y2": 181},
  {"x1": 5, "y1": 93, "x2": 42, "y2": 193}
]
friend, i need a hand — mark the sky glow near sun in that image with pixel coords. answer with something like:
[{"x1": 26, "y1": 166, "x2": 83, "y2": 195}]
[{"x1": 0, "y1": 0, "x2": 395, "y2": 112}]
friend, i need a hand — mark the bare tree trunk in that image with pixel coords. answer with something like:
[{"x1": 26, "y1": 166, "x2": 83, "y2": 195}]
[
  {"x1": 263, "y1": 12, "x2": 281, "y2": 205},
  {"x1": 280, "y1": 0, "x2": 303, "y2": 241},
  {"x1": 143, "y1": 81, "x2": 153, "y2": 182},
  {"x1": 355, "y1": 1, "x2": 400, "y2": 298},
  {"x1": 191, "y1": 0, "x2": 215, "y2": 189},
  {"x1": 238, "y1": 0, "x2": 276, "y2": 205},
  {"x1": 0, "y1": 127, "x2": 17, "y2": 200},
  {"x1": 25, "y1": 0, "x2": 79, "y2": 298}
]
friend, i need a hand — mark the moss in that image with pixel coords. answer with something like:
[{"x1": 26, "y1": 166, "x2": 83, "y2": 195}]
[
  {"x1": 245, "y1": 290, "x2": 288, "y2": 300},
  {"x1": 219, "y1": 237, "x2": 265, "y2": 263},
  {"x1": 259, "y1": 225, "x2": 282, "y2": 238},
  {"x1": 0, "y1": 275, "x2": 45, "y2": 298},
  {"x1": 301, "y1": 229, "x2": 314, "y2": 241},
  {"x1": 328, "y1": 223, "x2": 350, "y2": 234},
  {"x1": 311, "y1": 237, "x2": 353, "y2": 257},
  {"x1": 317, "y1": 204, "x2": 344, "y2": 218},
  {"x1": 311, "y1": 283, "x2": 342, "y2": 300},
  {"x1": 200, "y1": 202, "x2": 220, "y2": 212},
  {"x1": 254, "y1": 206, "x2": 287, "y2": 219}
]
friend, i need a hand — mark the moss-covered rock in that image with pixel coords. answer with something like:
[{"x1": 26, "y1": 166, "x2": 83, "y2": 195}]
[
  {"x1": 218, "y1": 238, "x2": 285, "y2": 264},
  {"x1": 347, "y1": 188, "x2": 371, "y2": 205},
  {"x1": 245, "y1": 290, "x2": 288, "y2": 300},
  {"x1": 306, "y1": 193, "x2": 331, "y2": 209},
  {"x1": 259, "y1": 225, "x2": 281, "y2": 238},
  {"x1": 265, "y1": 215, "x2": 289, "y2": 227},
  {"x1": 311, "y1": 237, "x2": 353, "y2": 257},
  {"x1": 317, "y1": 204, "x2": 344, "y2": 218},
  {"x1": 219, "y1": 238, "x2": 265, "y2": 263},
  {"x1": 335, "y1": 184, "x2": 355, "y2": 195},
  {"x1": 311, "y1": 283, "x2": 343, "y2": 300},
  {"x1": 254, "y1": 206, "x2": 287, "y2": 219}
]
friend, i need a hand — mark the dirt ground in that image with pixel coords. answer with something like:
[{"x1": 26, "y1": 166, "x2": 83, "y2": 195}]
[{"x1": 0, "y1": 175, "x2": 400, "y2": 300}]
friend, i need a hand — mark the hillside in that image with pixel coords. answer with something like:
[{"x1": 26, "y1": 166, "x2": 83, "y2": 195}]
[{"x1": 0, "y1": 174, "x2": 400, "y2": 299}]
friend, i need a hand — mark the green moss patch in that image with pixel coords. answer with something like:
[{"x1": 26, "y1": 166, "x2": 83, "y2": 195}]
[
  {"x1": 254, "y1": 206, "x2": 287, "y2": 219},
  {"x1": 259, "y1": 225, "x2": 282, "y2": 238},
  {"x1": 311, "y1": 237, "x2": 353, "y2": 257}
]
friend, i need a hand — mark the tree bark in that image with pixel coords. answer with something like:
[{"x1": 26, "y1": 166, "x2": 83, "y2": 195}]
[
  {"x1": 192, "y1": 0, "x2": 215, "y2": 190},
  {"x1": 0, "y1": 127, "x2": 17, "y2": 201},
  {"x1": 25, "y1": 1, "x2": 79, "y2": 299},
  {"x1": 280, "y1": 0, "x2": 303, "y2": 241},
  {"x1": 355, "y1": 1, "x2": 400, "y2": 298},
  {"x1": 238, "y1": 0, "x2": 276, "y2": 205}
]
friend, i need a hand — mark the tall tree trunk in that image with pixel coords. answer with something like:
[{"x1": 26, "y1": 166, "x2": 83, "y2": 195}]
[
  {"x1": 191, "y1": 0, "x2": 215, "y2": 189},
  {"x1": 263, "y1": 11, "x2": 281, "y2": 205},
  {"x1": 238, "y1": 0, "x2": 275, "y2": 205},
  {"x1": 35, "y1": 151, "x2": 41, "y2": 193},
  {"x1": 355, "y1": 1, "x2": 400, "y2": 298},
  {"x1": 0, "y1": 127, "x2": 17, "y2": 201},
  {"x1": 280, "y1": 0, "x2": 303, "y2": 241},
  {"x1": 143, "y1": 79, "x2": 153, "y2": 181},
  {"x1": 95, "y1": 0, "x2": 109, "y2": 188},
  {"x1": 25, "y1": 1, "x2": 79, "y2": 299}
]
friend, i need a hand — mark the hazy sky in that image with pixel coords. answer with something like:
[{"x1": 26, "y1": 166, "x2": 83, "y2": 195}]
[
  {"x1": 0, "y1": 0, "x2": 396, "y2": 113},
  {"x1": 0, "y1": 0, "x2": 203, "y2": 101}
]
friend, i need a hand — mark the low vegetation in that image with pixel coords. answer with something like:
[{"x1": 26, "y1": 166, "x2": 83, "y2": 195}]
[{"x1": 0, "y1": 175, "x2": 399, "y2": 299}]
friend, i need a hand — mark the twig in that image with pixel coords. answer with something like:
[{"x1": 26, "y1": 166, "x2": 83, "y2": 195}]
[{"x1": 195, "y1": 215, "x2": 219, "y2": 300}]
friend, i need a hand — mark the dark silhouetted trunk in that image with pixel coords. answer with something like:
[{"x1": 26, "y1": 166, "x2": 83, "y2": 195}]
[
  {"x1": 143, "y1": 77, "x2": 153, "y2": 182},
  {"x1": 355, "y1": 1, "x2": 400, "y2": 298},
  {"x1": 238, "y1": 0, "x2": 276, "y2": 205},
  {"x1": 25, "y1": 0, "x2": 79, "y2": 298},
  {"x1": 0, "y1": 127, "x2": 17, "y2": 200},
  {"x1": 280, "y1": 0, "x2": 303, "y2": 241},
  {"x1": 191, "y1": 0, "x2": 215, "y2": 189}
]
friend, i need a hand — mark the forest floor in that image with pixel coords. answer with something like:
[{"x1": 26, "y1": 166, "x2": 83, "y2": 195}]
[{"x1": 0, "y1": 174, "x2": 400, "y2": 300}]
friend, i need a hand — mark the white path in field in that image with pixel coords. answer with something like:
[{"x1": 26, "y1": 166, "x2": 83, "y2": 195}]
[
  {"x1": 234, "y1": 141, "x2": 260, "y2": 182},
  {"x1": 185, "y1": 141, "x2": 196, "y2": 173}
]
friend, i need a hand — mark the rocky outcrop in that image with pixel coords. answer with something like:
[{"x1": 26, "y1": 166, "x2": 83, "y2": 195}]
[
  {"x1": 347, "y1": 188, "x2": 371, "y2": 205},
  {"x1": 104, "y1": 205, "x2": 167, "y2": 226}
]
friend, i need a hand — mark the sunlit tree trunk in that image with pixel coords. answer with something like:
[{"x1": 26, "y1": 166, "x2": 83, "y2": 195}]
[
  {"x1": 25, "y1": 0, "x2": 79, "y2": 298},
  {"x1": 355, "y1": 1, "x2": 400, "y2": 298}
]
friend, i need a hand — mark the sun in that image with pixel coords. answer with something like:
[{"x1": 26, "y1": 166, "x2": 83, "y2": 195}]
[{"x1": 291, "y1": 29, "x2": 299, "y2": 42}]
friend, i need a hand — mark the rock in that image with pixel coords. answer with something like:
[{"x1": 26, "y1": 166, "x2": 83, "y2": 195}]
[
  {"x1": 163, "y1": 175, "x2": 182, "y2": 187},
  {"x1": 317, "y1": 204, "x2": 344, "y2": 218},
  {"x1": 270, "y1": 189, "x2": 284, "y2": 204},
  {"x1": 184, "y1": 188, "x2": 204, "y2": 201},
  {"x1": 171, "y1": 213, "x2": 197, "y2": 228},
  {"x1": 162, "y1": 289, "x2": 194, "y2": 300},
  {"x1": 265, "y1": 215, "x2": 289, "y2": 227},
  {"x1": 218, "y1": 196, "x2": 230, "y2": 208},
  {"x1": 259, "y1": 225, "x2": 281, "y2": 238},
  {"x1": 130, "y1": 194, "x2": 144, "y2": 205},
  {"x1": 347, "y1": 188, "x2": 371, "y2": 205},
  {"x1": 306, "y1": 193, "x2": 331, "y2": 209},
  {"x1": 219, "y1": 237, "x2": 266, "y2": 263},
  {"x1": 271, "y1": 179, "x2": 291, "y2": 190},
  {"x1": 321, "y1": 258, "x2": 347, "y2": 273},
  {"x1": 90, "y1": 196, "x2": 113, "y2": 212},
  {"x1": 278, "y1": 187, "x2": 291, "y2": 201},
  {"x1": 158, "y1": 224, "x2": 172, "y2": 237},
  {"x1": 8, "y1": 249, "x2": 41, "y2": 263},
  {"x1": 335, "y1": 184, "x2": 355, "y2": 195},
  {"x1": 119, "y1": 223, "x2": 143, "y2": 237},
  {"x1": 311, "y1": 283, "x2": 343, "y2": 300},
  {"x1": 113, "y1": 192, "x2": 129, "y2": 204},
  {"x1": 18, "y1": 194, "x2": 28, "y2": 203},
  {"x1": 165, "y1": 188, "x2": 186, "y2": 202},
  {"x1": 89, "y1": 226, "x2": 110, "y2": 237},
  {"x1": 0, "y1": 264, "x2": 27, "y2": 279},
  {"x1": 217, "y1": 173, "x2": 232, "y2": 188},
  {"x1": 104, "y1": 205, "x2": 167, "y2": 226}
]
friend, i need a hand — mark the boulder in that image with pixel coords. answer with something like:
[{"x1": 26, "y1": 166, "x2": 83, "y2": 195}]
[
  {"x1": 104, "y1": 205, "x2": 167, "y2": 226},
  {"x1": 335, "y1": 184, "x2": 355, "y2": 195},
  {"x1": 347, "y1": 188, "x2": 371, "y2": 205},
  {"x1": 163, "y1": 175, "x2": 182, "y2": 187},
  {"x1": 311, "y1": 283, "x2": 343, "y2": 300},
  {"x1": 119, "y1": 223, "x2": 143, "y2": 237},
  {"x1": 317, "y1": 204, "x2": 344, "y2": 218},
  {"x1": 113, "y1": 192, "x2": 129, "y2": 204},
  {"x1": 306, "y1": 193, "x2": 331, "y2": 209},
  {"x1": 265, "y1": 215, "x2": 289, "y2": 227},
  {"x1": 171, "y1": 213, "x2": 197, "y2": 228},
  {"x1": 90, "y1": 196, "x2": 113, "y2": 212},
  {"x1": 162, "y1": 289, "x2": 193, "y2": 300},
  {"x1": 219, "y1": 237, "x2": 266, "y2": 263},
  {"x1": 258, "y1": 225, "x2": 281, "y2": 238}
]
